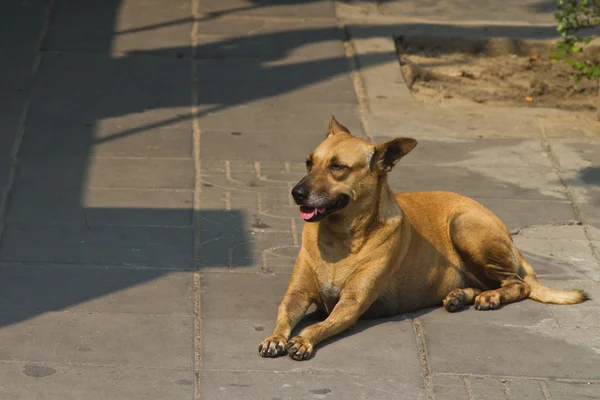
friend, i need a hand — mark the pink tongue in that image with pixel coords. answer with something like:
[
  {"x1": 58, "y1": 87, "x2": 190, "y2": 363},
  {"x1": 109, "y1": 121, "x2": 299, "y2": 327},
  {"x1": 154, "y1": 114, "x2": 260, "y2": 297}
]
[
  {"x1": 299, "y1": 207, "x2": 317, "y2": 220},
  {"x1": 299, "y1": 207, "x2": 327, "y2": 220}
]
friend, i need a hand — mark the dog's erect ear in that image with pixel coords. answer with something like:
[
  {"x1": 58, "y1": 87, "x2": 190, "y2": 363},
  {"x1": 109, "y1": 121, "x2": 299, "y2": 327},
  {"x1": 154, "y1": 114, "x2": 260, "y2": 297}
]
[
  {"x1": 371, "y1": 137, "x2": 418, "y2": 173},
  {"x1": 327, "y1": 115, "x2": 351, "y2": 137}
]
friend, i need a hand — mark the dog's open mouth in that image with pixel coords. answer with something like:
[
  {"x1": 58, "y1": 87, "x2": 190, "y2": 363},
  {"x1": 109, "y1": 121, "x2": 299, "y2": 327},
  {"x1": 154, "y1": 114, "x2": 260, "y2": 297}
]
[
  {"x1": 298, "y1": 196, "x2": 350, "y2": 222},
  {"x1": 299, "y1": 206, "x2": 326, "y2": 221}
]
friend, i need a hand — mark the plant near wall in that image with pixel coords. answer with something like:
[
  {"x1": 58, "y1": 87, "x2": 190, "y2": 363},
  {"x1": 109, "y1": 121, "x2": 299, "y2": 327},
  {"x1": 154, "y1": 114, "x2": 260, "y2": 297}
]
[{"x1": 553, "y1": 0, "x2": 600, "y2": 81}]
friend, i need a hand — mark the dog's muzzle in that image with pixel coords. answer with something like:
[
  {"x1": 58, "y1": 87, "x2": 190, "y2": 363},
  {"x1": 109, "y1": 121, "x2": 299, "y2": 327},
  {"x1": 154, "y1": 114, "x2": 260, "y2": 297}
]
[{"x1": 291, "y1": 182, "x2": 349, "y2": 222}]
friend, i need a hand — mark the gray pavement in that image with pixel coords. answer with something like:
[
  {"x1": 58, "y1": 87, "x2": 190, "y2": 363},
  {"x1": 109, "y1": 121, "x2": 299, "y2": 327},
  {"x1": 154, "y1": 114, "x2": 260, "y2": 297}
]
[{"x1": 0, "y1": 0, "x2": 599, "y2": 399}]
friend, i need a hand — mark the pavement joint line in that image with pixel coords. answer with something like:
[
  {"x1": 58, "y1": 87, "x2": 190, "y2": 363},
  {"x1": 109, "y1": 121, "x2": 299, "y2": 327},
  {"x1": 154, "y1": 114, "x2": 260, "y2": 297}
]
[
  {"x1": 191, "y1": 0, "x2": 203, "y2": 398},
  {"x1": 0, "y1": 260, "x2": 196, "y2": 271},
  {"x1": 503, "y1": 380, "x2": 514, "y2": 400},
  {"x1": 195, "y1": 14, "x2": 336, "y2": 23},
  {"x1": 340, "y1": 23, "x2": 373, "y2": 141},
  {"x1": 202, "y1": 367, "x2": 371, "y2": 375},
  {"x1": 463, "y1": 376, "x2": 475, "y2": 400},
  {"x1": 539, "y1": 125, "x2": 600, "y2": 270},
  {"x1": 41, "y1": 49, "x2": 198, "y2": 59},
  {"x1": 0, "y1": 310, "x2": 193, "y2": 318},
  {"x1": 432, "y1": 372, "x2": 600, "y2": 384},
  {"x1": 79, "y1": 186, "x2": 195, "y2": 191},
  {"x1": 412, "y1": 318, "x2": 435, "y2": 399},
  {"x1": 82, "y1": 156, "x2": 195, "y2": 160},
  {"x1": 1, "y1": 222, "x2": 195, "y2": 229},
  {"x1": 0, "y1": 359, "x2": 194, "y2": 371},
  {"x1": 339, "y1": 13, "x2": 559, "y2": 28},
  {"x1": 539, "y1": 380, "x2": 552, "y2": 399},
  {"x1": 0, "y1": 0, "x2": 56, "y2": 242}
]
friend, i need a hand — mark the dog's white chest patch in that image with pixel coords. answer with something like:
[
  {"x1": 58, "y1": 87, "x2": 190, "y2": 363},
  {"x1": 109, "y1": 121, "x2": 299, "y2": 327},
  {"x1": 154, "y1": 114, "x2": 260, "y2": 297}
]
[{"x1": 320, "y1": 280, "x2": 341, "y2": 300}]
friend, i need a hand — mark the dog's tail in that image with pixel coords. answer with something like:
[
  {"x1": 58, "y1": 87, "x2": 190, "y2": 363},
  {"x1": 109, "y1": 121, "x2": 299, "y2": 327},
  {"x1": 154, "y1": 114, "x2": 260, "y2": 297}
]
[{"x1": 520, "y1": 253, "x2": 589, "y2": 305}]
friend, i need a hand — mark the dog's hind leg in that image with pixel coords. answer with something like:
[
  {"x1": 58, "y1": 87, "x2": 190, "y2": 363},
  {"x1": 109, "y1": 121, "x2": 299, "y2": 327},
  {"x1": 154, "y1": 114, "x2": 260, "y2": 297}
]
[
  {"x1": 443, "y1": 288, "x2": 482, "y2": 312},
  {"x1": 450, "y1": 209, "x2": 531, "y2": 311}
]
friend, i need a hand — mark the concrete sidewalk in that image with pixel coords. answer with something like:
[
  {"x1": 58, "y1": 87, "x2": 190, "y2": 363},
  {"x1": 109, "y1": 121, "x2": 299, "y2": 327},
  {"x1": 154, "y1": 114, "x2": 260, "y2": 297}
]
[{"x1": 0, "y1": 0, "x2": 599, "y2": 399}]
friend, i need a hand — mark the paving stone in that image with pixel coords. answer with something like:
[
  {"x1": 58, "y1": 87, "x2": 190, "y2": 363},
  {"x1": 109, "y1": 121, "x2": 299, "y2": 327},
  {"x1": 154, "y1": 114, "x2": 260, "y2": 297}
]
[
  {"x1": 202, "y1": 315, "x2": 421, "y2": 375},
  {"x1": 22, "y1": 113, "x2": 194, "y2": 158},
  {"x1": 415, "y1": 298, "x2": 557, "y2": 328},
  {"x1": 195, "y1": 103, "x2": 364, "y2": 137},
  {"x1": 16, "y1": 156, "x2": 194, "y2": 190},
  {"x1": 433, "y1": 375, "x2": 552, "y2": 400},
  {"x1": 201, "y1": 272, "x2": 289, "y2": 319},
  {"x1": 84, "y1": 190, "x2": 194, "y2": 226},
  {"x1": 202, "y1": 370, "x2": 425, "y2": 400},
  {"x1": 198, "y1": 187, "x2": 296, "y2": 232},
  {"x1": 0, "y1": 52, "x2": 37, "y2": 96},
  {"x1": 7, "y1": 186, "x2": 193, "y2": 227},
  {"x1": 200, "y1": 131, "x2": 334, "y2": 161},
  {"x1": 196, "y1": 20, "x2": 344, "y2": 59},
  {"x1": 387, "y1": 165, "x2": 567, "y2": 201},
  {"x1": 198, "y1": 227, "x2": 295, "y2": 271},
  {"x1": 473, "y1": 199, "x2": 577, "y2": 231},
  {"x1": 0, "y1": 363, "x2": 194, "y2": 400},
  {"x1": 0, "y1": 264, "x2": 193, "y2": 316},
  {"x1": 201, "y1": 161, "x2": 303, "y2": 191},
  {"x1": 46, "y1": 0, "x2": 192, "y2": 56},
  {"x1": 468, "y1": 376, "x2": 512, "y2": 400},
  {"x1": 580, "y1": 205, "x2": 600, "y2": 239},
  {"x1": 514, "y1": 237, "x2": 600, "y2": 280},
  {"x1": 51, "y1": 0, "x2": 192, "y2": 31},
  {"x1": 0, "y1": 144, "x2": 13, "y2": 190},
  {"x1": 45, "y1": 24, "x2": 193, "y2": 57},
  {"x1": 374, "y1": 138, "x2": 551, "y2": 168},
  {"x1": 0, "y1": 224, "x2": 194, "y2": 268},
  {"x1": 0, "y1": 102, "x2": 24, "y2": 189},
  {"x1": 423, "y1": 322, "x2": 600, "y2": 380},
  {"x1": 431, "y1": 375, "x2": 468, "y2": 400},
  {"x1": 28, "y1": 52, "x2": 191, "y2": 125},
  {"x1": 196, "y1": 58, "x2": 356, "y2": 105},
  {"x1": 506, "y1": 379, "x2": 547, "y2": 400},
  {"x1": 546, "y1": 381, "x2": 600, "y2": 400},
  {"x1": 545, "y1": 280, "x2": 600, "y2": 328},
  {"x1": 0, "y1": 0, "x2": 49, "y2": 52},
  {"x1": 377, "y1": 0, "x2": 556, "y2": 23},
  {"x1": 0, "y1": 312, "x2": 193, "y2": 369},
  {"x1": 550, "y1": 140, "x2": 600, "y2": 205},
  {"x1": 515, "y1": 224, "x2": 589, "y2": 240},
  {"x1": 197, "y1": 0, "x2": 336, "y2": 18}
]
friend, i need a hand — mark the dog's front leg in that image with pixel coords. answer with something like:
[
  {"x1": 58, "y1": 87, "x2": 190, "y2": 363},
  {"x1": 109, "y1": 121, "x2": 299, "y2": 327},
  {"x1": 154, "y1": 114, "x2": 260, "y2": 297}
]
[
  {"x1": 286, "y1": 277, "x2": 380, "y2": 360},
  {"x1": 259, "y1": 258, "x2": 317, "y2": 358}
]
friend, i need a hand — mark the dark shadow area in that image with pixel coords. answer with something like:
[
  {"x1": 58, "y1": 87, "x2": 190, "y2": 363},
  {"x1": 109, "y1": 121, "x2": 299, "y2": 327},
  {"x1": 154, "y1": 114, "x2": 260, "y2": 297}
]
[{"x1": 578, "y1": 166, "x2": 600, "y2": 186}]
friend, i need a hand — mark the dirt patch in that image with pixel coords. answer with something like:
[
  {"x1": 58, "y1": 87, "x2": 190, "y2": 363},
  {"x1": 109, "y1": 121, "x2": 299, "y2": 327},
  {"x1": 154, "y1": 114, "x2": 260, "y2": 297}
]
[{"x1": 396, "y1": 36, "x2": 599, "y2": 113}]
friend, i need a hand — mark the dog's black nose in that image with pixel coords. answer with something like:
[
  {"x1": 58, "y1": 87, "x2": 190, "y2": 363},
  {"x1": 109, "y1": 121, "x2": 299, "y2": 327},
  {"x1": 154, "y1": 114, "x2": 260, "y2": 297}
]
[{"x1": 291, "y1": 184, "x2": 309, "y2": 203}]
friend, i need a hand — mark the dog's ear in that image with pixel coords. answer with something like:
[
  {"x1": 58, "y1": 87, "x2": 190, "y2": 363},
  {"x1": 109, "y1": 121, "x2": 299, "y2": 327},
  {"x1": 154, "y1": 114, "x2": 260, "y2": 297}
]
[
  {"x1": 371, "y1": 137, "x2": 417, "y2": 173},
  {"x1": 327, "y1": 115, "x2": 351, "y2": 137}
]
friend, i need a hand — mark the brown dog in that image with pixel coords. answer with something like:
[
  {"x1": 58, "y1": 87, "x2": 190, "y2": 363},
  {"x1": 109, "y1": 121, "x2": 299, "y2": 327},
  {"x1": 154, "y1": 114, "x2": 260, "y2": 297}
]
[{"x1": 258, "y1": 116, "x2": 588, "y2": 361}]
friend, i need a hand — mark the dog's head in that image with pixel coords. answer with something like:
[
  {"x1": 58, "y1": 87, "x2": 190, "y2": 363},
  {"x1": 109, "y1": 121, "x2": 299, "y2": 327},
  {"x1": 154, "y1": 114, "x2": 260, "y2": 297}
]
[{"x1": 292, "y1": 115, "x2": 417, "y2": 222}]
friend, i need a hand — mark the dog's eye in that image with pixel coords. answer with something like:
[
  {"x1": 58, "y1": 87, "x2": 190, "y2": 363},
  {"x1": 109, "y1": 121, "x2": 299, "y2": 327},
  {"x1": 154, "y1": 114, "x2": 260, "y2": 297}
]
[
  {"x1": 305, "y1": 159, "x2": 313, "y2": 169},
  {"x1": 329, "y1": 164, "x2": 346, "y2": 171}
]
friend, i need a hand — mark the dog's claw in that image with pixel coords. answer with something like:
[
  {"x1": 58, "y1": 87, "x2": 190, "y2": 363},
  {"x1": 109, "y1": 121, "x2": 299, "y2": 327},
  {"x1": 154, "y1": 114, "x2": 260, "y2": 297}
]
[
  {"x1": 286, "y1": 336, "x2": 313, "y2": 361},
  {"x1": 258, "y1": 335, "x2": 288, "y2": 358}
]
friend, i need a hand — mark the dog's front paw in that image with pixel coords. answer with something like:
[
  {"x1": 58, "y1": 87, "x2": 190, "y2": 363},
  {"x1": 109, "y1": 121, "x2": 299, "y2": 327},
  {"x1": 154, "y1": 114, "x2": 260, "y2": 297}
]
[
  {"x1": 443, "y1": 289, "x2": 467, "y2": 312},
  {"x1": 474, "y1": 292, "x2": 500, "y2": 310},
  {"x1": 258, "y1": 335, "x2": 288, "y2": 358},
  {"x1": 286, "y1": 336, "x2": 313, "y2": 361}
]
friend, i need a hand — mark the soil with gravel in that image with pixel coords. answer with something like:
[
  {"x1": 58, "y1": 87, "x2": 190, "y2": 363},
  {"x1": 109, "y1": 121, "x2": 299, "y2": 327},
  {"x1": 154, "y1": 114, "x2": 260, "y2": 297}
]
[{"x1": 396, "y1": 36, "x2": 599, "y2": 113}]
